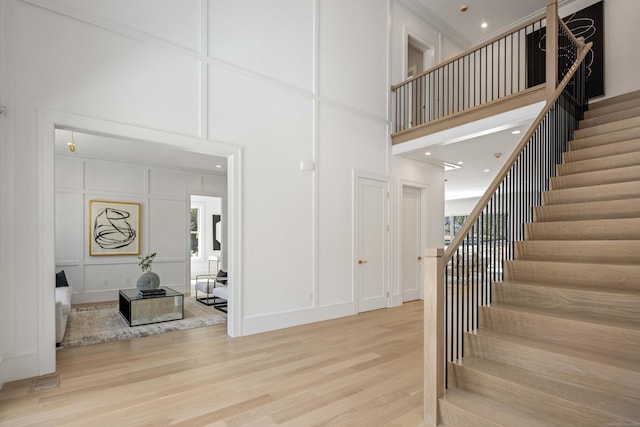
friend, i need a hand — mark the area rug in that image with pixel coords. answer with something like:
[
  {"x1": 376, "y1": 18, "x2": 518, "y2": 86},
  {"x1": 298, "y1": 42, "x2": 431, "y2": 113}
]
[{"x1": 59, "y1": 297, "x2": 226, "y2": 348}]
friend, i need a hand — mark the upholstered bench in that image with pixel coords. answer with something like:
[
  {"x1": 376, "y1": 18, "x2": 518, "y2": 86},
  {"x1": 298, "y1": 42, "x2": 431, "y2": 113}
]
[{"x1": 55, "y1": 285, "x2": 72, "y2": 343}]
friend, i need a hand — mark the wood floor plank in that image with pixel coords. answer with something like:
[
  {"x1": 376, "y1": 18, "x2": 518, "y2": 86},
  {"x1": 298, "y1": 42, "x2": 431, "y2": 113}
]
[{"x1": 0, "y1": 302, "x2": 425, "y2": 427}]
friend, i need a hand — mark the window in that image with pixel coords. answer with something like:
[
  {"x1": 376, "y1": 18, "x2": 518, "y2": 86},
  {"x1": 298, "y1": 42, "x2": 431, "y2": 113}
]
[
  {"x1": 190, "y1": 207, "x2": 201, "y2": 258},
  {"x1": 444, "y1": 215, "x2": 469, "y2": 245}
]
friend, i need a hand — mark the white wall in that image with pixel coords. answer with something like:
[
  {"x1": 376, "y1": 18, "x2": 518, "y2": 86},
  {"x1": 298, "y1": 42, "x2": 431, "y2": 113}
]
[
  {"x1": 390, "y1": 1, "x2": 466, "y2": 86},
  {"x1": 54, "y1": 153, "x2": 226, "y2": 303},
  {"x1": 0, "y1": 0, "x2": 448, "y2": 384}
]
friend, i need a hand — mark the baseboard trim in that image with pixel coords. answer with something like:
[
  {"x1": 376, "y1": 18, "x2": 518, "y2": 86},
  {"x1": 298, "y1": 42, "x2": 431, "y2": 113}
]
[{"x1": 241, "y1": 302, "x2": 354, "y2": 336}]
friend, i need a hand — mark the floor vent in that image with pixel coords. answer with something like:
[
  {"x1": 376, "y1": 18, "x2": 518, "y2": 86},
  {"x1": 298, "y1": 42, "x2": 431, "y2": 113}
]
[{"x1": 30, "y1": 373, "x2": 60, "y2": 393}]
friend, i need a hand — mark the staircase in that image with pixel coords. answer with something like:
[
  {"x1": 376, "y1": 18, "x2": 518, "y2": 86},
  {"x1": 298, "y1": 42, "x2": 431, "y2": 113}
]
[{"x1": 438, "y1": 91, "x2": 640, "y2": 426}]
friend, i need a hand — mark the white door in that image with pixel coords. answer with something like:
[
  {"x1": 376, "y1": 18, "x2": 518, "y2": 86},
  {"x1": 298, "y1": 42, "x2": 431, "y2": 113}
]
[
  {"x1": 356, "y1": 176, "x2": 389, "y2": 312},
  {"x1": 402, "y1": 187, "x2": 422, "y2": 302}
]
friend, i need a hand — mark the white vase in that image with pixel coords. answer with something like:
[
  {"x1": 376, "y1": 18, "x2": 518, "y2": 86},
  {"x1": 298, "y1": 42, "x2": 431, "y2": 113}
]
[{"x1": 136, "y1": 271, "x2": 160, "y2": 290}]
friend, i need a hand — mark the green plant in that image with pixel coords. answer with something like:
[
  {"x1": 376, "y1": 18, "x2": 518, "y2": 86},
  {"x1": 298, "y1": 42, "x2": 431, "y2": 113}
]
[{"x1": 138, "y1": 252, "x2": 157, "y2": 272}]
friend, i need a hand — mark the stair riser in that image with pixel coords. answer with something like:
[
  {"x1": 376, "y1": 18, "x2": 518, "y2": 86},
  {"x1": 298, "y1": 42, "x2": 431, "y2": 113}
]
[
  {"x1": 478, "y1": 306, "x2": 640, "y2": 359},
  {"x1": 558, "y1": 152, "x2": 640, "y2": 175},
  {"x1": 584, "y1": 97, "x2": 640, "y2": 120},
  {"x1": 574, "y1": 116, "x2": 640, "y2": 139},
  {"x1": 525, "y1": 218, "x2": 640, "y2": 241},
  {"x1": 492, "y1": 282, "x2": 640, "y2": 323},
  {"x1": 533, "y1": 199, "x2": 640, "y2": 222},
  {"x1": 543, "y1": 182, "x2": 640, "y2": 205},
  {"x1": 450, "y1": 364, "x2": 628, "y2": 426},
  {"x1": 503, "y1": 260, "x2": 640, "y2": 291},
  {"x1": 563, "y1": 139, "x2": 640, "y2": 162},
  {"x1": 464, "y1": 333, "x2": 640, "y2": 400},
  {"x1": 514, "y1": 240, "x2": 640, "y2": 264},
  {"x1": 580, "y1": 106, "x2": 640, "y2": 129},
  {"x1": 570, "y1": 127, "x2": 640, "y2": 150}
]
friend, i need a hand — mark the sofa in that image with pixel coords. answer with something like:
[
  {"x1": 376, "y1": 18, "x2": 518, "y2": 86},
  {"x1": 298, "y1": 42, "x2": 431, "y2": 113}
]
[{"x1": 55, "y1": 271, "x2": 73, "y2": 344}]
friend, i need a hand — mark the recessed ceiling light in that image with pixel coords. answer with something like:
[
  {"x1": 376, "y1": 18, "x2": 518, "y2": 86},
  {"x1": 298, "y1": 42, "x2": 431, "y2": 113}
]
[
  {"x1": 481, "y1": 22, "x2": 488, "y2": 29},
  {"x1": 216, "y1": 164, "x2": 222, "y2": 168},
  {"x1": 484, "y1": 169, "x2": 491, "y2": 172},
  {"x1": 425, "y1": 152, "x2": 432, "y2": 156},
  {"x1": 512, "y1": 130, "x2": 521, "y2": 134},
  {"x1": 457, "y1": 161, "x2": 464, "y2": 165}
]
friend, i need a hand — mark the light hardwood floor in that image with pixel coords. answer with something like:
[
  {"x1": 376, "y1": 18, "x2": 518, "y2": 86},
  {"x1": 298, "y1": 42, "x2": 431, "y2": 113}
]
[{"x1": 0, "y1": 302, "x2": 426, "y2": 427}]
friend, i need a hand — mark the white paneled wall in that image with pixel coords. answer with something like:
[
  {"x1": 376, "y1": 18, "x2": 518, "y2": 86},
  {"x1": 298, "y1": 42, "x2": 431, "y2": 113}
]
[
  {"x1": 54, "y1": 155, "x2": 226, "y2": 303},
  {"x1": 0, "y1": 0, "x2": 474, "y2": 383},
  {"x1": 208, "y1": 0, "x2": 314, "y2": 91}
]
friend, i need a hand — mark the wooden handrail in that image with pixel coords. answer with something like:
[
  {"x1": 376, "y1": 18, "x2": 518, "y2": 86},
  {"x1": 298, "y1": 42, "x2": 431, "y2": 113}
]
[
  {"x1": 443, "y1": 41, "x2": 593, "y2": 264},
  {"x1": 559, "y1": 19, "x2": 584, "y2": 47},
  {"x1": 391, "y1": 12, "x2": 546, "y2": 91}
]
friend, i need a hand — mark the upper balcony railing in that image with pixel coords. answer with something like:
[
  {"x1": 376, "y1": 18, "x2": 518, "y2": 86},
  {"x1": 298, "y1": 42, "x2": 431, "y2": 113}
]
[{"x1": 392, "y1": 14, "x2": 548, "y2": 137}]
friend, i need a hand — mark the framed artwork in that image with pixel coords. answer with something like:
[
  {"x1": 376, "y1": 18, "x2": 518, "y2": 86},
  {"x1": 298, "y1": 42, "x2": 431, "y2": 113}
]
[
  {"x1": 213, "y1": 214, "x2": 221, "y2": 250},
  {"x1": 527, "y1": 1, "x2": 604, "y2": 99},
  {"x1": 89, "y1": 200, "x2": 140, "y2": 256}
]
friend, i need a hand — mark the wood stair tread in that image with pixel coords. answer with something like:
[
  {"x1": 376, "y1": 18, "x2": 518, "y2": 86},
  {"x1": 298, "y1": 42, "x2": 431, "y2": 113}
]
[
  {"x1": 486, "y1": 302, "x2": 640, "y2": 331},
  {"x1": 557, "y1": 151, "x2": 640, "y2": 175},
  {"x1": 569, "y1": 126, "x2": 640, "y2": 150},
  {"x1": 584, "y1": 97, "x2": 640, "y2": 120},
  {"x1": 493, "y1": 280, "x2": 640, "y2": 323},
  {"x1": 470, "y1": 328, "x2": 640, "y2": 373},
  {"x1": 542, "y1": 180, "x2": 640, "y2": 204},
  {"x1": 497, "y1": 279, "x2": 640, "y2": 295},
  {"x1": 525, "y1": 217, "x2": 640, "y2": 240},
  {"x1": 480, "y1": 303, "x2": 640, "y2": 360},
  {"x1": 453, "y1": 357, "x2": 640, "y2": 423},
  {"x1": 573, "y1": 116, "x2": 640, "y2": 139},
  {"x1": 588, "y1": 90, "x2": 640, "y2": 110},
  {"x1": 534, "y1": 197, "x2": 640, "y2": 221},
  {"x1": 579, "y1": 105, "x2": 640, "y2": 129},
  {"x1": 514, "y1": 240, "x2": 640, "y2": 263},
  {"x1": 439, "y1": 388, "x2": 550, "y2": 427},
  {"x1": 550, "y1": 164, "x2": 640, "y2": 190},
  {"x1": 564, "y1": 137, "x2": 640, "y2": 162}
]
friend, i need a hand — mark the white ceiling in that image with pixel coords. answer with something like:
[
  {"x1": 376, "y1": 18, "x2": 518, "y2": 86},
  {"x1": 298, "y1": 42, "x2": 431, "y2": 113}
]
[
  {"x1": 410, "y1": 0, "x2": 549, "y2": 46},
  {"x1": 55, "y1": 129, "x2": 227, "y2": 175},
  {"x1": 394, "y1": 101, "x2": 545, "y2": 200}
]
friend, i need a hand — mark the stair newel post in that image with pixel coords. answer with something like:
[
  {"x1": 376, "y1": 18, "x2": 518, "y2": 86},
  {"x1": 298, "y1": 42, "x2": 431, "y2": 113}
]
[
  {"x1": 546, "y1": 0, "x2": 559, "y2": 96},
  {"x1": 424, "y1": 248, "x2": 445, "y2": 426}
]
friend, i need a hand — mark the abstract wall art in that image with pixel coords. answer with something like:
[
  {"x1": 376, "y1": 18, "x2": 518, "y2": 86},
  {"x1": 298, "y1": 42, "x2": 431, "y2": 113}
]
[
  {"x1": 527, "y1": 1, "x2": 604, "y2": 99},
  {"x1": 212, "y1": 214, "x2": 221, "y2": 251},
  {"x1": 89, "y1": 200, "x2": 140, "y2": 256}
]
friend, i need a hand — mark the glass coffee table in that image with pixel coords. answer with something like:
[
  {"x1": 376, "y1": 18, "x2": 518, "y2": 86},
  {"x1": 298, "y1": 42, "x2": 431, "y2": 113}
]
[{"x1": 118, "y1": 286, "x2": 184, "y2": 326}]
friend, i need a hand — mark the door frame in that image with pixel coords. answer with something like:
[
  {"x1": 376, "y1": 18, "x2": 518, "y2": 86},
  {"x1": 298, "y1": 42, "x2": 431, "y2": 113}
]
[
  {"x1": 397, "y1": 179, "x2": 428, "y2": 305},
  {"x1": 353, "y1": 171, "x2": 391, "y2": 314},
  {"x1": 38, "y1": 110, "x2": 244, "y2": 376}
]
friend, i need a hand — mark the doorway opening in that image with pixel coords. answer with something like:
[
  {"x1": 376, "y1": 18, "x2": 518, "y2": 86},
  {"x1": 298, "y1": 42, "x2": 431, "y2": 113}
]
[
  {"x1": 407, "y1": 35, "x2": 433, "y2": 78},
  {"x1": 406, "y1": 35, "x2": 434, "y2": 127},
  {"x1": 190, "y1": 195, "x2": 225, "y2": 296},
  {"x1": 400, "y1": 182, "x2": 428, "y2": 303}
]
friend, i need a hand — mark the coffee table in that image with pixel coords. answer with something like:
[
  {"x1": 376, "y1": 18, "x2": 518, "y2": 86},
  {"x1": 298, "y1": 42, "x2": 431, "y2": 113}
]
[{"x1": 118, "y1": 286, "x2": 184, "y2": 326}]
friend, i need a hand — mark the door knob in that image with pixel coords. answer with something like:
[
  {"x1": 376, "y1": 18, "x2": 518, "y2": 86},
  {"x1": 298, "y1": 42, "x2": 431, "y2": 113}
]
[
  {"x1": 418, "y1": 256, "x2": 422, "y2": 260},
  {"x1": 358, "y1": 260, "x2": 368, "y2": 264}
]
